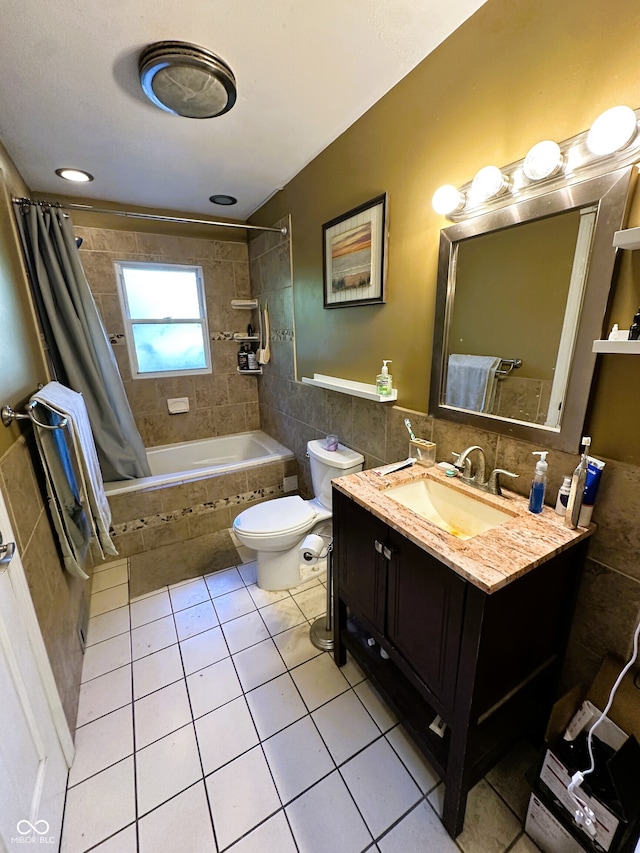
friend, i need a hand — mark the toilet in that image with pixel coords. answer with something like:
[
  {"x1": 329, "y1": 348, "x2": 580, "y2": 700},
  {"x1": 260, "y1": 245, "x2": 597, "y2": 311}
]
[{"x1": 233, "y1": 439, "x2": 364, "y2": 590}]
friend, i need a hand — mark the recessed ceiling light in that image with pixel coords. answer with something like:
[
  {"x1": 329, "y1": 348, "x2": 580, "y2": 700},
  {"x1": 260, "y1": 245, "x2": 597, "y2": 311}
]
[
  {"x1": 139, "y1": 41, "x2": 237, "y2": 119},
  {"x1": 55, "y1": 168, "x2": 94, "y2": 182},
  {"x1": 209, "y1": 194, "x2": 237, "y2": 205}
]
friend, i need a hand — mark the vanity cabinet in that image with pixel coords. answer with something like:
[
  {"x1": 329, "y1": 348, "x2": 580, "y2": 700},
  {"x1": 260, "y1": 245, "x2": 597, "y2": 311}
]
[{"x1": 332, "y1": 487, "x2": 587, "y2": 840}]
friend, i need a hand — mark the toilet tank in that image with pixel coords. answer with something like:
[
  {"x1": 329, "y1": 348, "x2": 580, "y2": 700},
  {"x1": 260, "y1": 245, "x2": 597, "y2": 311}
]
[{"x1": 307, "y1": 439, "x2": 364, "y2": 509}]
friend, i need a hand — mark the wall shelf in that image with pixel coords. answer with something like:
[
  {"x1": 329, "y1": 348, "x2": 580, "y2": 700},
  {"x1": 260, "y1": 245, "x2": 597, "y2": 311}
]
[
  {"x1": 613, "y1": 227, "x2": 640, "y2": 250},
  {"x1": 236, "y1": 367, "x2": 263, "y2": 375},
  {"x1": 593, "y1": 339, "x2": 640, "y2": 353},
  {"x1": 301, "y1": 373, "x2": 398, "y2": 402},
  {"x1": 233, "y1": 333, "x2": 260, "y2": 342},
  {"x1": 231, "y1": 299, "x2": 258, "y2": 310}
]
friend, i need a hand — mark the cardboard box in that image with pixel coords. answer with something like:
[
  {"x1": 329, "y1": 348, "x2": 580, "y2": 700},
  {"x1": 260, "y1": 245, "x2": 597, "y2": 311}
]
[
  {"x1": 526, "y1": 793, "x2": 587, "y2": 853},
  {"x1": 536, "y1": 656, "x2": 640, "y2": 853}
]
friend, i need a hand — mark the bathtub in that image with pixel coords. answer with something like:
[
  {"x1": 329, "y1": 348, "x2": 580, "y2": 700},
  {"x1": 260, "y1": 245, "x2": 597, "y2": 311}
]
[{"x1": 103, "y1": 430, "x2": 294, "y2": 497}]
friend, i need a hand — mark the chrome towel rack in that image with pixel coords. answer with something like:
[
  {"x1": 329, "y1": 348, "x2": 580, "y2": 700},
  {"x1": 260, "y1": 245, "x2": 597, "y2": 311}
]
[
  {"x1": 1, "y1": 400, "x2": 67, "y2": 430},
  {"x1": 496, "y1": 358, "x2": 522, "y2": 377}
]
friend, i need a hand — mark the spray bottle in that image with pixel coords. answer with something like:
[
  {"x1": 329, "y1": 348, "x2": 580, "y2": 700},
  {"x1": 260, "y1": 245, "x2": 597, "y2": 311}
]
[{"x1": 528, "y1": 451, "x2": 548, "y2": 514}]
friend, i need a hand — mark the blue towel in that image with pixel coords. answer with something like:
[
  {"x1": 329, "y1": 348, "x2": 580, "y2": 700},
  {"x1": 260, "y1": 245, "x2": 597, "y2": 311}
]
[{"x1": 445, "y1": 354, "x2": 502, "y2": 412}]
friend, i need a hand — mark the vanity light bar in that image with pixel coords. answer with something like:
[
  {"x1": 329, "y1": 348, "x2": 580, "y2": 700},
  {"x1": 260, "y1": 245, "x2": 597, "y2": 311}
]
[{"x1": 433, "y1": 104, "x2": 640, "y2": 221}]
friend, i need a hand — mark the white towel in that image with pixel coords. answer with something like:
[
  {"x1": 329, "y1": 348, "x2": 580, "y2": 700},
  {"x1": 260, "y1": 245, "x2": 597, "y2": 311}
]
[
  {"x1": 445, "y1": 354, "x2": 502, "y2": 413},
  {"x1": 32, "y1": 383, "x2": 117, "y2": 563}
]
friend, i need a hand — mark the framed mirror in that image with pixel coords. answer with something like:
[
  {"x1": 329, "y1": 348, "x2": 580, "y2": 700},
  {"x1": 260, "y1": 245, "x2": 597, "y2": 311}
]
[{"x1": 429, "y1": 166, "x2": 635, "y2": 453}]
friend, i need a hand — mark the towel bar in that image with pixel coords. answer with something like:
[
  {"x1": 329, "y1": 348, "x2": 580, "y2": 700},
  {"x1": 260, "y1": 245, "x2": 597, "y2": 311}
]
[
  {"x1": 1, "y1": 400, "x2": 68, "y2": 430},
  {"x1": 496, "y1": 358, "x2": 522, "y2": 376}
]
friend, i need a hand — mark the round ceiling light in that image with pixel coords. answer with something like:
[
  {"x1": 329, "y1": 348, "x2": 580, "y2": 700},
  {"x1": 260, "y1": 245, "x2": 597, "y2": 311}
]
[
  {"x1": 209, "y1": 194, "x2": 237, "y2": 206},
  {"x1": 55, "y1": 168, "x2": 94, "y2": 182},
  {"x1": 470, "y1": 165, "x2": 509, "y2": 202},
  {"x1": 523, "y1": 140, "x2": 564, "y2": 181},
  {"x1": 586, "y1": 105, "x2": 637, "y2": 156},
  {"x1": 139, "y1": 41, "x2": 237, "y2": 119},
  {"x1": 431, "y1": 185, "x2": 465, "y2": 216}
]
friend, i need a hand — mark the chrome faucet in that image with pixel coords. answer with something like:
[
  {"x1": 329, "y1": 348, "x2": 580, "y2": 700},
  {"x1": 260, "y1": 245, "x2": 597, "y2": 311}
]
[{"x1": 452, "y1": 445, "x2": 518, "y2": 496}]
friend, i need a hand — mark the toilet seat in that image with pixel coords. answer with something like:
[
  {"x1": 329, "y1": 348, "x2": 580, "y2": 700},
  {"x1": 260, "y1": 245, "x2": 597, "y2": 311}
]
[{"x1": 233, "y1": 495, "x2": 317, "y2": 540}]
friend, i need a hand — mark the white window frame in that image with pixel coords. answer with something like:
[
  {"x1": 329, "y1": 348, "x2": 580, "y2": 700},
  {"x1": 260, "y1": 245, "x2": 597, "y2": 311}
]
[{"x1": 114, "y1": 260, "x2": 212, "y2": 380}]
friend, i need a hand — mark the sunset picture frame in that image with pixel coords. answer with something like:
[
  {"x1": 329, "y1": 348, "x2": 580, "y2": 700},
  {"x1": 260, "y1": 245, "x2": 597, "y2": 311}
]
[{"x1": 322, "y1": 194, "x2": 387, "y2": 308}]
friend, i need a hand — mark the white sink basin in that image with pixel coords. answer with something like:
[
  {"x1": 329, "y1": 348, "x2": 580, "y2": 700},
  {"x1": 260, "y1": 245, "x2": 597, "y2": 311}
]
[{"x1": 384, "y1": 477, "x2": 515, "y2": 540}]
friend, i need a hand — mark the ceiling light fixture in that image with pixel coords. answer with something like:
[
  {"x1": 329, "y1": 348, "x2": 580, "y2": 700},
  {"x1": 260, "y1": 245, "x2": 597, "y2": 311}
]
[
  {"x1": 470, "y1": 165, "x2": 509, "y2": 202},
  {"x1": 139, "y1": 41, "x2": 237, "y2": 119},
  {"x1": 431, "y1": 185, "x2": 466, "y2": 216},
  {"x1": 209, "y1": 194, "x2": 237, "y2": 206},
  {"x1": 55, "y1": 168, "x2": 94, "y2": 183},
  {"x1": 523, "y1": 140, "x2": 564, "y2": 181},
  {"x1": 586, "y1": 105, "x2": 637, "y2": 156}
]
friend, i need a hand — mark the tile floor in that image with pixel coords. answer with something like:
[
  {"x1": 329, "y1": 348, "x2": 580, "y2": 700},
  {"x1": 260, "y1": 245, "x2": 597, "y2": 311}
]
[{"x1": 60, "y1": 555, "x2": 542, "y2": 853}]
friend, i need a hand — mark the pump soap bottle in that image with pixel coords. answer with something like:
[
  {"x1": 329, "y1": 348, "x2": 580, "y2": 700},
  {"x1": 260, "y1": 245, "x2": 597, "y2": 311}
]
[
  {"x1": 377, "y1": 360, "x2": 393, "y2": 396},
  {"x1": 528, "y1": 451, "x2": 548, "y2": 514},
  {"x1": 564, "y1": 436, "x2": 591, "y2": 529}
]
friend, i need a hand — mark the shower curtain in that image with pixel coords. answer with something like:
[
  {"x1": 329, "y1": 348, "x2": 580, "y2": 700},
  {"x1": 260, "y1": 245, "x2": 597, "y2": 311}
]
[{"x1": 14, "y1": 202, "x2": 151, "y2": 481}]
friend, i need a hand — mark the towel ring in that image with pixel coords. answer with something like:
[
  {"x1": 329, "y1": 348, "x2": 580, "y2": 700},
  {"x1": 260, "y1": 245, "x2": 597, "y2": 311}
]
[{"x1": 1, "y1": 401, "x2": 68, "y2": 430}]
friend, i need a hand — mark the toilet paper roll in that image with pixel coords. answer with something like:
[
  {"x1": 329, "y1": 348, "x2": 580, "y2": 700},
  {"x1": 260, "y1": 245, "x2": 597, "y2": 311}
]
[{"x1": 299, "y1": 533, "x2": 325, "y2": 564}]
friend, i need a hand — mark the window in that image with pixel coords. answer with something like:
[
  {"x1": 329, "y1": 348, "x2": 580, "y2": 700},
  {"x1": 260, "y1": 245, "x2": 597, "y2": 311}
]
[{"x1": 114, "y1": 261, "x2": 211, "y2": 379}]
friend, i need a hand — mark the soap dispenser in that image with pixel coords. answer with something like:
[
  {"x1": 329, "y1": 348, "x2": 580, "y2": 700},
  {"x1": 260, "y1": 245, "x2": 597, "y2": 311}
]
[
  {"x1": 528, "y1": 451, "x2": 548, "y2": 514},
  {"x1": 377, "y1": 360, "x2": 393, "y2": 396}
]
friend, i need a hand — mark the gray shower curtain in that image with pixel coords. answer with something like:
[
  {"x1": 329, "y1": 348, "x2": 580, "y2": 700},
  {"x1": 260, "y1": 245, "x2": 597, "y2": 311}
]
[{"x1": 14, "y1": 202, "x2": 151, "y2": 481}]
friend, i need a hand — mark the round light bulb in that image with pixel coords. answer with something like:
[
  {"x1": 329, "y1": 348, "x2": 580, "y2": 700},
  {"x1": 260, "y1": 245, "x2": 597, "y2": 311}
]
[
  {"x1": 471, "y1": 165, "x2": 508, "y2": 202},
  {"x1": 432, "y1": 184, "x2": 465, "y2": 216},
  {"x1": 586, "y1": 105, "x2": 637, "y2": 156},
  {"x1": 523, "y1": 140, "x2": 563, "y2": 181},
  {"x1": 55, "y1": 168, "x2": 94, "y2": 183}
]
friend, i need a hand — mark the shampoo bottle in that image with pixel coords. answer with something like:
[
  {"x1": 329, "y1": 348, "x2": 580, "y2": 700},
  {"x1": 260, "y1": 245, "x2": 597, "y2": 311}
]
[
  {"x1": 528, "y1": 451, "x2": 548, "y2": 514},
  {"x1": 377, "y1": 360, "x2": 393, "y2": 396}
]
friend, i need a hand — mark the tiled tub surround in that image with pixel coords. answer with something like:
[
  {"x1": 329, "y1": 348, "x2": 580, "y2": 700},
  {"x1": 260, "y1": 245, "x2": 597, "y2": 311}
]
[{"x1": 75, "y1": 225, "x2": 260, "y2": 449}]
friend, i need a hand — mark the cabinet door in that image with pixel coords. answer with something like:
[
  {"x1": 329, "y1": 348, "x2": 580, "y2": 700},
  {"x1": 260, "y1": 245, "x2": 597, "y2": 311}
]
[
  {"x1": 333, "y1": 490, "x2": 387, "y2": 634},
  {"x1": 386, "y1": 530, "x2": 466, "y2": 709}
]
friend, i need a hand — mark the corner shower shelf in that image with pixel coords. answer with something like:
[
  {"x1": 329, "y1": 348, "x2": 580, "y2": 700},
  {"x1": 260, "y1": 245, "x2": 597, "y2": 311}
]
[
  {"x1": 231, "y1": 299, "x2": 258, "y2": 310},
  {"x1": 236, "y1": 367, "x2": 263, "y2": 375},
  {"x1": 301, "y1": 373, "x2": 398, "y2": 402},
  {"x1": 233, "y1": 333, "x2": 260, "y2": 343},
  {"x1": 613, "y1": 227, "x2": 640, "y2": 250},
  {"x1": 592, "y1": 339, "x2": 640, "y2": 353}
]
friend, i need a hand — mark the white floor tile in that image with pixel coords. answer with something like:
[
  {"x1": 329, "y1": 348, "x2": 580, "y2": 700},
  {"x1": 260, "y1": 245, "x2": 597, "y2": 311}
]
[
  {"x1": 130, "y1": 590, "x2": 172, "y2": 629},
  {"x1": 92, "y1": 557, "x2": 128, "y2": 575},
  {"x1": 195, "y1": 696, "x2": 258, "y2": 774},
  {"x1": 60, "y1": 757, "x2": 135, "y2": 853},
  {"x1": 134, "y1": 680, "x2": 192, "y2": 749},
  {"x1": 451, "y1": 779, "x2": 522, "y2": 853},
  {"x1": 246, "y1": 582, "x2": 289, "y2": 608},
  {"x1": 82, "y1": 632, "x2": 131, "y2": 683},
  {"x1": 130, "y1": 587, "x2": 167, "y2": 603},
  {"x1": 341, "y1": 738, "x2": 421, "y2": 838},
  {"x1": 237, "y1": 560, "x2": 257, "y2": 586},
  {"x1": 273, "y1": 622, "x2": 322, "y2": 670},
  {"x1": 354, "y1": 680, "x2": 398, "y2": 732},
  {"x1": 386, "y1": 725, "x2": 439, "y2": 794},
  {"x1": 89, "y1": 583, "x2": 129, "y2": 617},
  {"x1": 69, "y1": 706, "x2": 134, "y2": 787},
  {"x1": 131, "y1": 614, "x2": 178, "y2": 661},
  {"x1": 137, "y1": 781, "x2": 217, "y2": 853},
  {"x1": 226, "y1": 810, "x2": 296, "y2": 853},
  {"x1": 285, "y1": 770, "x2": 372, "y2": 853},
  {"x1": 213, "y1": 586, "x2": 256, "y2": 623},
  {"x1": 233, "y1": 637, "x2": 286, "y2": 692},
  {"x1": 222, "y1": 610, "x2": 270, "y2": 654},
  {"x1": 179, "y1": 625, "x2": 229, "y2": 675},
  {"x1": 205, "y1": 566, "x2": 244, "y2": 597},
  {"x1": 90, "y1": 823, "x2": 137, "y2": 853},
  {"x1": 340, "y1": 653, "x2": 367, "y2": 686},
  {"x1": 378, "y1": 800, "x2": 459, "y2": 853},
  {"x1": 86, "y1": 606, "x2": 130, "y2": 646},
  {"x1": 133, "y1": 644, "x2": 184, "y2": 700},
  {"x1": 186, "y1": 656, "x2": 242, "y2": 719},
  {"x1": 174, "y1": 600, "x2": 219, "y2": 641},
  {"x1": 292, "y1": 585, "x2": 327, "y2": 621},
  {"x1": 290, "y1": 653, "x2": 350, "y2": 711},
  {"x1": 168, "y1": 577, "x2": 211, "y2": 612},
  {"x1": 245, "y1": 673, "x2": 307, "y2": 740},
  {"x1": 260, "y1": 597, "x2": 306, "y2": 635},
  {"x1": 510, "y1": 835, "x2": 543, "y2": 853},
  {"x1": 206, "y1": 745, "x2": 280, "y2": 850},
  {"x1": 76, "y1": 664, "x2": 132, "y2": 727},
  {"x1": 91, "y1": 562, "x2": 128, "y2": 594},
  {"x1": 312, "y1": 690, "x2": 381, "y2": 765},
  {"x1": 136, "y1": 723, "x2": 202, "y2": 816},
  {"x1": 263, "y1": 716, "x2": 334, "y2": 804}
]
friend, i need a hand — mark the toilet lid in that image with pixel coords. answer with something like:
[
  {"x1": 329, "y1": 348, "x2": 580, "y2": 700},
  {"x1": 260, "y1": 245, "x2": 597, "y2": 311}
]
[{"x1": 234, "y1": 496, "x2": 317, "y2": 535}]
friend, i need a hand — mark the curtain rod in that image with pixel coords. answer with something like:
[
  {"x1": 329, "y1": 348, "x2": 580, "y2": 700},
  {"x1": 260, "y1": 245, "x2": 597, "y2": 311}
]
[{"x1": 12, "y1": 197, "x2": 287, "y2": 235}]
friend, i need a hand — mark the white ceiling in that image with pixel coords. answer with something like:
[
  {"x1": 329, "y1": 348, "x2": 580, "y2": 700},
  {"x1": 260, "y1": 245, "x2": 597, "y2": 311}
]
[{"x1": 0, "y1": 0, "x2": 486, "y2": 220}]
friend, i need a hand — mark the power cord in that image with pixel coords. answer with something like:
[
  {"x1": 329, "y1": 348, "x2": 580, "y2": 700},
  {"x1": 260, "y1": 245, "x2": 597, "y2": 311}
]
[{"x1": 567, "y1": 618, "x2": 640, "y2": 838}]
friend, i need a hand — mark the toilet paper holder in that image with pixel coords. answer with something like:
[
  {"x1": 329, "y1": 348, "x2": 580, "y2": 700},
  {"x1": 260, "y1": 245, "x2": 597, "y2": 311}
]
[{"x1": 308, "y1": 535, "x2": 335, "y2": 652}]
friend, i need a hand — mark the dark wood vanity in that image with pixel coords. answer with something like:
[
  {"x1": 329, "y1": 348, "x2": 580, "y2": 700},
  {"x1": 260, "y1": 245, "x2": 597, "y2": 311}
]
[{"x1": 331, "y1": 468, "x2": 591, "y2": 839}]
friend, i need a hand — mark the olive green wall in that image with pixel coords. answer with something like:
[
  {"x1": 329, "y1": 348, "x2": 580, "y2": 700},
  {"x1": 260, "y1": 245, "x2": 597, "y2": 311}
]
[{"x1": 251, "y1": 0, "x2": 640, "y2": 465}]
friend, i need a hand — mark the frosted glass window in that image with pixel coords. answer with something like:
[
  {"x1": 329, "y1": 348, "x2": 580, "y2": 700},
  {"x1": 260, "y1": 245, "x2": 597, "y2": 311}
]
[{"x1": 115, "y1": 261, "x2": 211, "y2": 378}]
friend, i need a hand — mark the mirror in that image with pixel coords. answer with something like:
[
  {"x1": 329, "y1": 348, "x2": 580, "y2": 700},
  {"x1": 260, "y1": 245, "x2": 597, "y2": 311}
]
[{"x1": 429, "y1": 166, "x2": 635, "y2": 453}]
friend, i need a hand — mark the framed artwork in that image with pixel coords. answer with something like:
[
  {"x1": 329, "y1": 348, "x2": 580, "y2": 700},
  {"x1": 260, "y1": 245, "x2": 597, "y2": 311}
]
[{"x1": 322, "y1": 193, "x2": 387, "y2": 308}]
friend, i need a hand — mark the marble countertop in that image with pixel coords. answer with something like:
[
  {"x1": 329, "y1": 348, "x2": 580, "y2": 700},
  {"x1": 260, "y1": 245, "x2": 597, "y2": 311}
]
[{"x1": 332, "y1": 464, "x2": 593, "y2": 594}]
